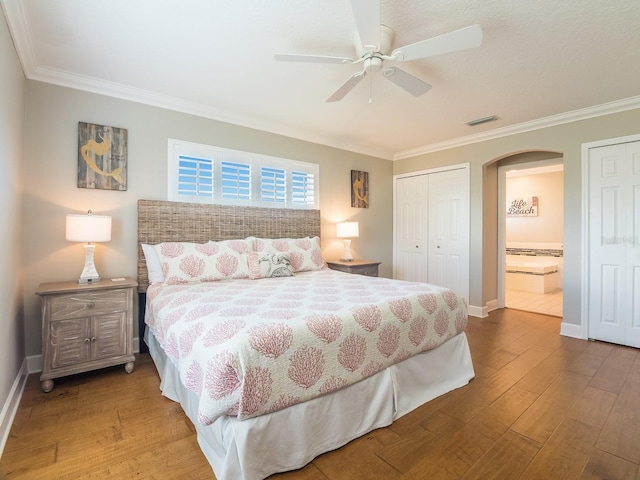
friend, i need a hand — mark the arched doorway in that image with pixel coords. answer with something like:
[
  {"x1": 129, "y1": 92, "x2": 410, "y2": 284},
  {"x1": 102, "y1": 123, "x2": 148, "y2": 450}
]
[{"x1": 485, "y1": 151, "x2": 564, "y2": 317}]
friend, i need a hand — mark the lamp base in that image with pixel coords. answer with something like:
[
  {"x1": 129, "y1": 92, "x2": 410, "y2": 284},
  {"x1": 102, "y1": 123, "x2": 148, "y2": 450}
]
[
  {"x1": 78, "y1": 243, "x2": 102, "y2": 284},
  {"x1": 78, "y1": 275, "x2": 101, "y2": 284},
  {"x1": 339, "y1": 239, "x2": 354, "y2": 262}
]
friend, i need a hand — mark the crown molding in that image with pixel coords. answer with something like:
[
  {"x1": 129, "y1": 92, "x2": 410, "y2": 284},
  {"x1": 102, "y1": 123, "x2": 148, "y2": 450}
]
[
  {"x1": 28, "y1": 65, "x2": 395, "y2": 160},
  {"x1": 1, "y1": 0, "x2": 37, "y2": 74},
  {"x1": 393, "y1": 95, "x2": 640, "y2": 160},
  {"x1": 5, "y1": 0, "x2": 638, "y2": 162}
]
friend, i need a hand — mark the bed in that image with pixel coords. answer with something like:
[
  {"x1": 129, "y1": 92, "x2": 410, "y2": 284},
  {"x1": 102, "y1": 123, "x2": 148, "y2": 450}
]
[{"x1": 137, "y1": 199, "x2": 475, "y2": 480}]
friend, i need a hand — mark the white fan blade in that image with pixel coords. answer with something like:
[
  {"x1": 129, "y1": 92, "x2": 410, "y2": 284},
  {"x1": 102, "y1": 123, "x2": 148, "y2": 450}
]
[
  {"x1": 350, "y1": 0, "x2": 380, "y2": 51},
  {"x1": 383, "y1": 67, "x2": 432, "y2": 97},
  {"x1": 326, "y1": 70, "x2": 367, "y2": 102},
  {"x1": 392, "y1": 24, "x2": 483, "y2": 62},
  {"x1": 274, "y1": 53, "x2": 355, "y2": 64}
]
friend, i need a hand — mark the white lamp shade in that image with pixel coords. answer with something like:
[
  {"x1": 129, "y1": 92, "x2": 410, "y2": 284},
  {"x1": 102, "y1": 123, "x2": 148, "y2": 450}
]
[
  {"x1": 336, "y1": 221, "x2": 359, "y2": 238},
  {"x1": 66, "y1": 213, "x2": 112, "y2": 243}
]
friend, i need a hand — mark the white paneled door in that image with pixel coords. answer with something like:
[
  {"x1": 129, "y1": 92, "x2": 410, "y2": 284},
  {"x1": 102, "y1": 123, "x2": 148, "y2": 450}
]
[
  {"x1": 588, "y1": 140, "x2": 640, "y2": 347},
  {"x1": 427, "y1": 168, "x2": 470, "y2": 299},
  {"x1": 395, "y1": 174, "x2": 429, "y2": 283},
  {"x1": 394, "y1": 166, "x2": 469, "y2": 302}
]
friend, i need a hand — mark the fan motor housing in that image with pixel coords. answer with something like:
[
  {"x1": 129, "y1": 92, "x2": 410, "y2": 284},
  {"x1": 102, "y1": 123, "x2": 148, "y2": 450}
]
[{"x1": 356, "y1": 24, "x2": 395, "y2": 57}]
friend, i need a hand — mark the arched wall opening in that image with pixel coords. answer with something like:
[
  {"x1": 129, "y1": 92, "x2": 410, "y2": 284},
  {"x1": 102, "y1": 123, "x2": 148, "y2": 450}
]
[{"x1": 482, "y1": 150, "x2": 564, "y2": 314}]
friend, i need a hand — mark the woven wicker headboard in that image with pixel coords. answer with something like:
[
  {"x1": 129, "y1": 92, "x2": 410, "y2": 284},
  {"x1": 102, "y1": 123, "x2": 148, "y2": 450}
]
[{"x1": 137, "y1": 199, "x2": 321, "y2": 292}]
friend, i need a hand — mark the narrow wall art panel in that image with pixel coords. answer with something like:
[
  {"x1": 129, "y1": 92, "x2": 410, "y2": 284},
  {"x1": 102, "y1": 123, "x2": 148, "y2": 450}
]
[
  {"x1": 78, "y1": 122, "x2": 128, "y2": 191},
  {"x1": 351, "y1": 170, "x2": 369, "y2": 208}
]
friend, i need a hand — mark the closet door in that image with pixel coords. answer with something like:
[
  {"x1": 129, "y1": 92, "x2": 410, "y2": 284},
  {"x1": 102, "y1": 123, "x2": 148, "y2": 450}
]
[
  {"x1": 428, "y1": 168, "x2": 470, "y2": 299},
  {"x1": 588, "y1": 140, "x2": 640, "y2": 347},
  {"x1": 394, "y1": 167, "x2": 469, "y2": 302},
  {"x1": 395, "y1": 175, "x2": 429, "y2": 282}
]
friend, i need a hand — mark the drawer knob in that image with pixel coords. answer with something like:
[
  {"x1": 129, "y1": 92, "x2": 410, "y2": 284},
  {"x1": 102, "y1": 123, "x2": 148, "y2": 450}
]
[
  {"x1": 84, "y1": 338, "x2": 90, "y2": 344},
  {"x1": 87, "y1": 302, "x2": 95, "y2": 309},
  {"x1": 91, "y1": 336, "x2": 96, "y2": 343}
]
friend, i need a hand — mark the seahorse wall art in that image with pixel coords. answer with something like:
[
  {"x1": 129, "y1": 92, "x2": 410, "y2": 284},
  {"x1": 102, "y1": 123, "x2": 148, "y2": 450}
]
[
  {"x1": 351, "y1": 170, "x2": 369, "y2": 208},
  {"x1": 77, "y1": 122, "x2": 128, "y2": 191}
]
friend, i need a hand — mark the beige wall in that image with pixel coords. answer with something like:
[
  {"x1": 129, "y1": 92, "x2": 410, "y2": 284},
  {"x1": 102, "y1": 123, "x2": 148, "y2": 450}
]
[
  {"x1": 0, "y1": 6, "x2": 25, "y2": 427},
  {"x1": 506, "y1": 171, "x2": 563, "y2": 244},
  {"x1": 394, "y1": 109, "x2": 640, "y2": 328},
  {"x1": 22, "y1": 81, "x2": 393, "y2": 356}
]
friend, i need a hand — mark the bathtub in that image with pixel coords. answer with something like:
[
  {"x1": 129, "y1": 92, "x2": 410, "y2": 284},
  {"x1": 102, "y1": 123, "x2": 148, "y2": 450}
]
[{"x1": 506, "y1": 260, "x2": 558, "y2": 294}]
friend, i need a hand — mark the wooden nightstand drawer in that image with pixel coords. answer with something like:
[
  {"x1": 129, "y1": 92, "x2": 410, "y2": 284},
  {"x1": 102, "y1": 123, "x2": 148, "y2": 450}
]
[
  {"x1": 49, "y1": 289, "x2": 129, "y2": 320},
  {"x1": 326, "y1": 260, "x2": 381, "y2": 277},
  {"x1": 349, "y1": 264, "x2": 379, "y2": 276}
]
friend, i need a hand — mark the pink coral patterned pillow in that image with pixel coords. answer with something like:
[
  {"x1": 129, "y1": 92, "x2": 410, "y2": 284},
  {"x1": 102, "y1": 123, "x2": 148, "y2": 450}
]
[
  {"x1": 154, "y1": 240, "x2": 251, "y2": 284},
  {"x1": 251, "y1": 236, "x2": 324, "y2": 272}
]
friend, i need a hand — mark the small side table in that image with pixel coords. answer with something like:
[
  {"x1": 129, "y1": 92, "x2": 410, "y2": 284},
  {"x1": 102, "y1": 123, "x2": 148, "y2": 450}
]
[
  {"x1": 36, "y1": 277, "x2": 137, "y2": 392},
  {"x1": 326, "y1": 260, "x2": 381, "y2": 277}
]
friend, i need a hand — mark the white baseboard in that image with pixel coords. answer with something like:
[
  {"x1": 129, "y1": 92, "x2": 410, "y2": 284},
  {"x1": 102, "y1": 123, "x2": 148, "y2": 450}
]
[
  {"x1": 468, "y1": 304, "x2": 487, "y2": 318},
  {"x1": 560, "y1": 322, "x2": 586, "y2": 339},
  {"x1": 468, "y1": 299, "x2": 498, "y2": 318},
  {"x1": 27, "y1": 336, "x2": 141, "y2": 375},
  {"x1": 26, "y1": 353, "x2": 42, "y2": 375},
  {"x1": 0, "y1": 359, "x2": 28, "y2": 458}
]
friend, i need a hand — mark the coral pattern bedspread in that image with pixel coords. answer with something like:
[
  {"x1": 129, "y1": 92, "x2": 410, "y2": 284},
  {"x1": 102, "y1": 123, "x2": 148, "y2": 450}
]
[{"x1": 145, "y1": 269, "x2": 467, "y2": 425}]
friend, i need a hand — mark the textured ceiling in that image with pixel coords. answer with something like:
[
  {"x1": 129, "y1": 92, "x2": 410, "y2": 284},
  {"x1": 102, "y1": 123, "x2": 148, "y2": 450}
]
[{"x1": 3, "y1": 0, "x2": 640, "y2": 159}]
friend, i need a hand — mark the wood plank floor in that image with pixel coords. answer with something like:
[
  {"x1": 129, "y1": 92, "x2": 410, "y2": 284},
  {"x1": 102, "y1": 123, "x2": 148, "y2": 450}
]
[{"x1": 2, "y1": 309, "x2": 639, "y2": 479}]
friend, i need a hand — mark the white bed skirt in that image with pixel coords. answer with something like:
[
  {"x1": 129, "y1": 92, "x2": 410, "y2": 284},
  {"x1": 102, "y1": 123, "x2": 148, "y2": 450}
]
[{"x1": 147, "y1": 329, "x2": 474, "y2": 480}]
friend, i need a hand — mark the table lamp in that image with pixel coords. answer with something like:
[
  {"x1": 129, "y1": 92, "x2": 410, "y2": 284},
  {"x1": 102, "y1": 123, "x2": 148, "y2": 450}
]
[
  {"x1": 336, "y1": 221, "x2": 359, "y2": 262},
  {"x1": 66, "y1": 210, "x2": 112, "y2": 283}
]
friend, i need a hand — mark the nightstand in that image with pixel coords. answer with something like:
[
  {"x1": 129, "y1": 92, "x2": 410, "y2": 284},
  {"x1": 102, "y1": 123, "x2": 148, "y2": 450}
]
[
  {"x1": 326, "y1": 260, "x2": 381, "y2": 277},
  {"x1": 36, "y1": 278, "x2": 137, "y2": 392}
]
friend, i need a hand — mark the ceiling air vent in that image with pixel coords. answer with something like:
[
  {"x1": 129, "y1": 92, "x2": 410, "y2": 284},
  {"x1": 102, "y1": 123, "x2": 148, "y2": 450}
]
[{"x1": 466, "y1": 115, "x2": 498, "y2": 126}]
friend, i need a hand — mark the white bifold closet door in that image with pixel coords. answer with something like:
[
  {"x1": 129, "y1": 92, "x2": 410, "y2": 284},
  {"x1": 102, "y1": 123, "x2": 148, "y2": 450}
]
[
  {"x1": 395, "y1": 167, "x2": 469, "y2": 302},
  {"x1": 588, "y1": 140, "x2": 640, "y2": 347},
  {"x1": 395, "y1": 174, "x2": 429, "y2": 283}
]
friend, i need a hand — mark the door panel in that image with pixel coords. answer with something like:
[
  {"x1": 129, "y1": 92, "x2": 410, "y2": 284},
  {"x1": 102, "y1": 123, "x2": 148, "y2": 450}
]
[
  {"x1": 51, "y1": 318, "x2": 91, "y2": 368},
  {"x1": 628, "y1": 142, "x2": 640, "y2": 346},
  {"x1": 599, "y1": 264, "x2": 619, "y2": 325},
  {"x1": 588, "y1": 140, "x2": 640, "y2": 347},
  {"x1": 395, "y1": 175, "x2": 428, "y2": 282},
  {"x1": 428, "y1": 169, "x2": 469, "y2": 299},
  {"x1": 93, "y1": 313, "x2": 127, "y2": 360},
  {"x1": 633, "y1": 266, "x2": 640, "y2": 331}
]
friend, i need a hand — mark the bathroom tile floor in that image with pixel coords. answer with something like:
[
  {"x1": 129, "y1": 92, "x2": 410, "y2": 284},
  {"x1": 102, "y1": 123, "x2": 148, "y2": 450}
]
[{"x1": 505, "y1": 288, "x2": 563, "y2": 317}]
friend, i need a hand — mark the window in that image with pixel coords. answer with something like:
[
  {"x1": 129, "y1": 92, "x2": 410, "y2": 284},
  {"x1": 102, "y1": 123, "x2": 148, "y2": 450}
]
[
  {"x1": 261, "y1": 167, "x2": 286, "y2": 203},
  {"x1": 221, "y1": 161, "x2": 251, "y2": 200},
  {"x1": 177, "y1": 156, "x2": 213, "y2": 198},
  {"x1": 292, "y1": 169, "x2": 316, "y2": 206},
  {"x1": 168, "y1": 139, "x2": 319, "y2": 209}
]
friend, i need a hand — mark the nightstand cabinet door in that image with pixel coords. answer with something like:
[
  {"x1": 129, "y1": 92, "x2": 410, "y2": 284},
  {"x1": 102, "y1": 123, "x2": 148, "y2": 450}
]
[
  {"x1": 93, "y1": 312, "x2": 128, "y2": 360},
  {"x1": 50, "y1": 318, "x2": 91, "y2": 368}
]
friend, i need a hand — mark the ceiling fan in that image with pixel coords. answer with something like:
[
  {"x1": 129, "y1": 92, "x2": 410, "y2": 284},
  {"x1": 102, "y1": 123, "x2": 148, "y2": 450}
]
[{"x1": 274, "y1": 0, "x2": 483, "y2": 102}]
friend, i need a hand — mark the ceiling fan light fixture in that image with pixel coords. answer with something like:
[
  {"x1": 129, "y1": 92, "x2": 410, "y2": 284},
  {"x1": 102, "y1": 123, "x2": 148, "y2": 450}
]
[
  {"x1": 466, "y1": 115, "x2": 498, "y2": 126},
  {"x1": 364, "y1": 56, "x2": 383, "y2": 73},
  {"x1": 275, "y1": 1, "x2": 483, "y2": 103}
]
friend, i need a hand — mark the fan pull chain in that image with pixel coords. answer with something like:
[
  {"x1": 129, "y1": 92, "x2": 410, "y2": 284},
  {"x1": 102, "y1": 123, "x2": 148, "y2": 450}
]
[{"x1": 369, "y1": 69, "x2": 373, "y2": 104}]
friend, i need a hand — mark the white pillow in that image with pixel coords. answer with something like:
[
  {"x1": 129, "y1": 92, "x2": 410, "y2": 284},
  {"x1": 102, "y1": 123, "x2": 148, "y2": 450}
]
[{"x1": 141, "y1": 243, "x2": 164, "y2": 284}]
